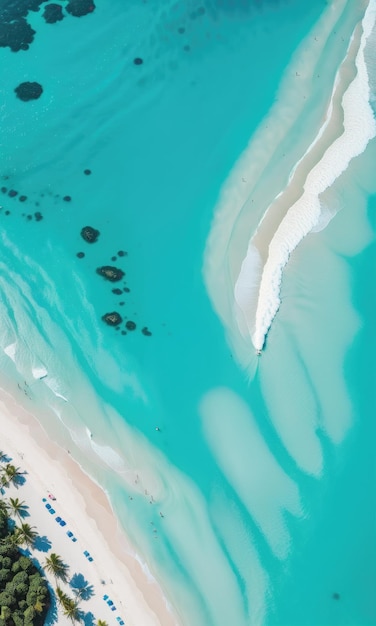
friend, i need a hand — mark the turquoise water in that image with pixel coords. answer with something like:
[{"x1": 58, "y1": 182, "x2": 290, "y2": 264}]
[{"x1": 1, "y1": 1, "x2": 375, "y2": 625}]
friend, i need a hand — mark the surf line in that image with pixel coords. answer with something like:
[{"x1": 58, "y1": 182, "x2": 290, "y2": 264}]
[{"x1": 237, "y1": 0, "x2": 376, "y2": 353}]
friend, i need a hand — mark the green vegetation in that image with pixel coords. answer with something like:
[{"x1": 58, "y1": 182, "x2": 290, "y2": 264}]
[
  {"x1": 44, "y1": 553, "x2": 69, "y2": 582},
  {"x1": 0, "y1": 508, "x2": 50, "y2": 626},
  {"x1": 0, "y1": 451, "x2": 91, "y2": 624},
  {"x1": 0, "y1": 465, "x2": 24, "y2": 489},
  {"x1": 6, "y1": 499, "x2": 28, "y2": 521},
  {"x1": 55, "y1": 587, "x2": 80, "y2": 623}
]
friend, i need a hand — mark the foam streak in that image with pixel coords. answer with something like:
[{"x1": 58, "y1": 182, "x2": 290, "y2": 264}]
[{"x1": 253, "y1": 0, "x2": 376, "y2": 349}]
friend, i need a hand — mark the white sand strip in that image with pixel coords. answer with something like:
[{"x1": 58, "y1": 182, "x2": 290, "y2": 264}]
[
  {"x1": 0, "y1": 391, "x2": 179, "y2": 626},
  {"x1": 204, "y1": 0, "x2": 375, "y2": 364},
  {"x1": 252, "y1": 0, "x2": 376, "y2": 350},
  {"x1": 234, "y1": 16, "x2": 363, "y2": 349}
]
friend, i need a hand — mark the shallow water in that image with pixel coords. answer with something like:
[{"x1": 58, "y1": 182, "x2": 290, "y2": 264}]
[{"x1": 1, "y1": 1, "x2": 375, "y2": 625}]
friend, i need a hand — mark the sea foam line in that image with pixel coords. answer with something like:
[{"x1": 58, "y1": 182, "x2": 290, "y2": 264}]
[
  {"x1": 252, "y1": 0, "x2": 376, "y2": 350},
  {"x1": 203, "y1": 0, "x2": 350, "y2": 368}
]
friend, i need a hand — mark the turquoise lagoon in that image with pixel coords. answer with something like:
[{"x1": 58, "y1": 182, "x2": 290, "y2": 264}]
[{"x1": 0, "y1": 1, "x2": 375, "y2": 625}]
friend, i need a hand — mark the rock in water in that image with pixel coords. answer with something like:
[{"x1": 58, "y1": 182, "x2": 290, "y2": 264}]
[
  {"x1": 102, "y1": 312, "x2": 122, "y2": 326},
  {"x1": 96, "y1": 266, "x2": 125, "y2": 282},
  {"x1": 80, "y1": 226, "x2": 100, "y2": 243},
  {"x1": 0, "y1": 18, "x2": 36, "y2": 52},
  {"x1": 43, "y1": 4, "x2": 64, "y2": 23},
  {"x1": 15, "y1": 81, "x2": 43, "y2": 101},
  {"x1": 66, "y1": 0, "x2": 96, "y2": 17}
]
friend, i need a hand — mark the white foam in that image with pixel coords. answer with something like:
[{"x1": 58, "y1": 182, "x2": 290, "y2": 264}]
[
  {"x1": 203, "y1": 0, "x2": 350, "y2": 367},
  {"x1": 90, "y1": 438, "x2": 129, "y2": 473},
  {"x1": 4, "y1": 343, "x2": 16, "y2": 362},
  {"x1": 32, "y1": 366, "x2": 48, "y2": 380},
  {"x1": 253, "y1": 0, "x2": 376, "y2": 350},
  {"x1": 43, "y1": 376, "x2": 68, "y2": 402}
]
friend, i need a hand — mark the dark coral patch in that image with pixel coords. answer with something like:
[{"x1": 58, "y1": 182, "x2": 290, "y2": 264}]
[
  {"x1": 81, "y1": 225, "x2": 100, "y2": 243},
  {"x1": 34, "y1": 211, "x2": 43, "y2": 221},
  {"x1": 66, "y1": 0, "x2": 96, "y2": 17},
  {"x1": 0, "y1": 18, "x2": 36, "y2": 52},
  {"x1": 8, "y1": 189, "x2": 18, "y2": 197},
  {"x1": 142, "y1": 327, "x2": 152, "y2": 336},
  {"x1": 117, "y1": 250, "x2": 127, "y2": 257},
  {"x1": 111, "y1": 256, "x2": 117, "y2": 262},
  {"x1": 63, "y1": 195, "x2": 71, "y2": 202},
  {"x1": 134, "y1": 57, "x2": 143, "y2": 65},
  {"x1": 112, "y1": 288, "x2": 123, "y2": 295},
  {"x1": 123, "y1": 287, "x2": 130, "y2": 293},
  {"x1": 102, "y1": 311, "x2": 122, "y2": 326},
  {"x1": 76, "y1": 252, "x2": 85, "y2": 258},
  {"x1": 332, "y1": 593, "x2": 340, "y2": 601},
  {"x1": 19, "y1": 195, "x2": 27, "y2": 202},
  {"x1": 1, "y1": 187, "x2": 7, "y2": 193},
  {"x1": 125, "y1": 321, "x2": 136, "y2": 331},
  {"x1": 4, "y1": 210, "x2": 10, "y2": 216},
  {"x1": 15, "y1": 81, "x2": 43, "y2": 101},
  {"x1": 43, "y1": 4, "x2": 64, "y2": 23},
  {"x1": 96, "y1": 266, "x2": 125, "y2": 282},
  {"x1": 84, "y1": 169, "x2": 91, "y2": 175}
]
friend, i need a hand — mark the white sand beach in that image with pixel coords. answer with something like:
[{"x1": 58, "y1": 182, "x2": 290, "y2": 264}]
[{"x1": 0, "y1": 391, "x2": 179, "y2": 626}]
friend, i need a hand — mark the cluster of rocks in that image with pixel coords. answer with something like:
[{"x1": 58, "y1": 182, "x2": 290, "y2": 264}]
[
  {"x1": 1, "y1": 171, "x2": 152, "y2": 340},
  {"x1": 0, "y1": 168, "x2": 88, "y2": 221},
  {"x1": 0, "y1": 0, "x2": 96, "y2": 53},
  {"x1": 1, "y1": 183, "x2": 44, "y2": 221},
  {"x1": 78, "y1": 223, "x2": 152, "y2": 338}
]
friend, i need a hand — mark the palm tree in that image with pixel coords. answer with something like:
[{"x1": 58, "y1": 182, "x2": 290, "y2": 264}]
[
  {"x1": 55, "y1": 588, "x2": 80, "y2": 623},
  {"x1": 97, "y1": 620, "x2": 109, "y2": 626},
  {"x1": 15, "y1": 522, "x2": 38, "y2": 547},
  {"x1": 0, "y1": 464, "x2": 23, "y2": 487},
  {"x1": 62, "y1": 598, "x2": 80, "y2": 623},
  {"x1": 44, "y1": 553, "x2": 69, "y2": 582},
  {"x1": 0, "y1": 451, "x2": 7, "y2": 463},
  {"x1": 8, "y1": 530, "x2": 24, "y2": 548},
  {"x1": 6, "y1": 497, "x2": 28, "y2": 520},
  {"x1": 55, "y1": 586, "x2": 69, "y2": 606}
]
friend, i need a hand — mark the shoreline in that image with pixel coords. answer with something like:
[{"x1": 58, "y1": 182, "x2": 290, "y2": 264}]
[{"x1": 0, "y1": 386, "x2": 179, "y2": 626}]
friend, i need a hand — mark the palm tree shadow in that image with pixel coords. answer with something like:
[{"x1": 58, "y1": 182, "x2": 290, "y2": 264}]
[
  {"x1": 34, "y1": 534, "x2": 52, "y2": 552},
  {"x1": 80, "y1": 610, "x2": 95, "y2": 626},
  {"x1": 13, "y1": 474, "x2": 27, "y2": 487},
  {"x1": 70, "y1": 572, "x2": 95, "y2": 601}
]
